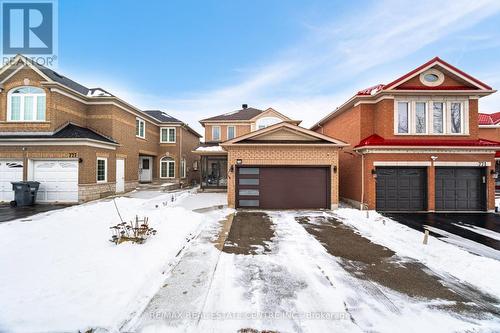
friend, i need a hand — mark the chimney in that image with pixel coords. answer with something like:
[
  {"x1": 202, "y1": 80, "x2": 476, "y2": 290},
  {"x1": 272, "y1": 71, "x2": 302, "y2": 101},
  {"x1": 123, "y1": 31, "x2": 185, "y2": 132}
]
[{"x1": 242, "y1": 104, "x2": 248, "y2": 109}]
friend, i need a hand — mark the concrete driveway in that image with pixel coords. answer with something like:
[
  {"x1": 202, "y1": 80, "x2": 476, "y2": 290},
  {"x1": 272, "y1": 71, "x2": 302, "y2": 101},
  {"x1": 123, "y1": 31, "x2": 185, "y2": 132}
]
[
  {"x1": 127, "y1": 210, "x2": 500, "y2": 332},
  {"x1": 0, "y1": 203, "x2": 69, "y2": 223}
]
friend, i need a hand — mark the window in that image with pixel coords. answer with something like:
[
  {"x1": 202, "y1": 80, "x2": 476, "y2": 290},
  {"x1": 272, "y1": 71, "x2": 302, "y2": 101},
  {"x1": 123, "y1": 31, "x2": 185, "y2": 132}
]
[
  {"x1": 160, "y1": 127, "x2": 176, "y2": 143},
  {"x1": 136, "y1": 118, "x2": 145, "y2": 138},
  {"x1": 433, "y1": 102, "x2": 444, "y2": 134},
  {"x1": 160, "y1": 157, "x2": 175, "y2": 178},
  {"x1": 397, "y1": 102, "x2": 409, "y2": 134},
  {"x1": 227, "y1": 126, "x2": 235, "y2": 139},
  {"x1": 395, "y1": 99, "x2": 467, "y2": 135},
  {"x1": 212, "y1": 126, "x2": 221, "y2": 141},
  {"x1": 97, "y1": 158, "x2": 107, "y2": 182},
  {"x1": 181, "y1": 158, "x2": 186, "y2": 178},
  {"x1": 256, "y1": 116, "x2": 281, "y2": 130},
  {"x1": 415, "y1": 102, "x2": 426, "y2": 133},
  {"x1": 7, "y1": 86, "x2": 46, "y2": 121},
  {"x1": 419, "y1": 69, "x2": 445, "y2": 87}
]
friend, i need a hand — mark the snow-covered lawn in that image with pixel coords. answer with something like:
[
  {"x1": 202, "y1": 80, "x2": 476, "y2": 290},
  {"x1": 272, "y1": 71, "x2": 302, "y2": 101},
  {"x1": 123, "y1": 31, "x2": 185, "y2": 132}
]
[
  {"x1": 334, "y1": 208, "x2": 500, "y2": 297},
  {"x1": 0, "y1": 190, "x2": 230, "y2": 333}
]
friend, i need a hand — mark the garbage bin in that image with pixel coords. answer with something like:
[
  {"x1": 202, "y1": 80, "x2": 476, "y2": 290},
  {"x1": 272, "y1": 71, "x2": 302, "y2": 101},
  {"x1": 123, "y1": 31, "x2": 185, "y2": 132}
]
[{"x1": 10, "y1": 181, "x2": 40, "y2": 207}]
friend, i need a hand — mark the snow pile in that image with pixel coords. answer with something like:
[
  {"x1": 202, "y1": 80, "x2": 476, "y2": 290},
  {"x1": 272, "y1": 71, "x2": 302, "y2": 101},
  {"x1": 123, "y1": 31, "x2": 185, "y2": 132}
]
[
  {"x1": 334, "y1": 208, "x2": 500, "y2": 297},
  {"x1": 195, "y1": 145, "x2": 225, "y2": 152},
  {"x1": 0, "y1": 192, "x2": 225, "y2": 333}
]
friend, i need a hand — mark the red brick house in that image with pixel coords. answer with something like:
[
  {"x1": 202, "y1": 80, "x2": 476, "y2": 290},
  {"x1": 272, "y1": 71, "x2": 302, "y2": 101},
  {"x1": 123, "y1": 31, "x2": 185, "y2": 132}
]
[
  {"x1": 478, "y1": 112, "x2": 500, "y2": 191},
  {"x1": 312, "y1": 57, "x2": 500, "y2": 212}
]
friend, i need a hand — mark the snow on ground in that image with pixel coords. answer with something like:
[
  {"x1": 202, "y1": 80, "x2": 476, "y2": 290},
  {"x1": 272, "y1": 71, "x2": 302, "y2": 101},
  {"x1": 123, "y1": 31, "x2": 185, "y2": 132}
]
[
  {"x1": 334, "y1": 208, "x2": 500, "y2": 297},
  {"x1": 453, "y1": 222, "x2": 500, "y2": 241},
  {"x1": 0, "y1": 190, "x2": 229, "y2": 333}
]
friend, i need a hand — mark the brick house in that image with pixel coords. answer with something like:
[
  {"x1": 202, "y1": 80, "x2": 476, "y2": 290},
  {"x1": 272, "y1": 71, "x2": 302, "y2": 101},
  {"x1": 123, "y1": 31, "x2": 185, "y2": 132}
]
[
  {"x1": 311, "y1": 57, "x2": 500, "y2": 212},
  {"x1": 0, "y1": 55, "x2": 201, "y2": 203},
  {"x1": 478, "y1": 112, "x2": 500, "y2": 191},
  {"x1": 195, "y1": 105, "x2": 347, "y2": 209}
]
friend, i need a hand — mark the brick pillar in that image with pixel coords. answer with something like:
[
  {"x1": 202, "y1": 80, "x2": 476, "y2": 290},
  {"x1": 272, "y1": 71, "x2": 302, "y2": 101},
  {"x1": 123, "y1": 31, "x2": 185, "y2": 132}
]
[{"x1": 427, "y1": 164, "x2": 435, "y2": 212}]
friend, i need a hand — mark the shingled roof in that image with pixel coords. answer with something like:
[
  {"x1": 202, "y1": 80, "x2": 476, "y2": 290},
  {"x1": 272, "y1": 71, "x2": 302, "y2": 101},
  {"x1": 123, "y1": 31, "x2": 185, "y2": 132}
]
[
  {"x1": 200, "y1": 105, "x2": 263, "y2": 122},
  {"x1": 143, "y1": 110, "x2": 182, "y2": 123}
]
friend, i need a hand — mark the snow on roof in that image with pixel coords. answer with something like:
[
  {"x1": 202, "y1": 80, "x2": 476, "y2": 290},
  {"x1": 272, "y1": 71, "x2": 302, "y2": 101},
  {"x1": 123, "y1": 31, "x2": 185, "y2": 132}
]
[
  {"x1": 195, "y1": 145, "x2": 225, "y2": 152},
  {"x1": 87, "y1": 88, "x2": 112, "y2": 97},
  {"x1": 479, "y1": 112, "x2": 500, "y2": 125},
  {"x1": 357, "y1": 84, "x2": 385, "y2": 96}
]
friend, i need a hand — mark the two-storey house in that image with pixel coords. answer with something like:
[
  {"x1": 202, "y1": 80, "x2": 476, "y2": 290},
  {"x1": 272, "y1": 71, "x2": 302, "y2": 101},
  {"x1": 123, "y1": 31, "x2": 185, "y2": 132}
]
[
  {"x1": 196, "y1": 105, "x2": 347, "y2": 209},
  {"x1": 312, "y1": 57, "x2": 500, "y2": 212},
  {"x1": 0, "y1": 55, "x2": 201, "y2": 203},
  {"x1": 478, "y1": 112, "x2": 500, "y2": 191}
]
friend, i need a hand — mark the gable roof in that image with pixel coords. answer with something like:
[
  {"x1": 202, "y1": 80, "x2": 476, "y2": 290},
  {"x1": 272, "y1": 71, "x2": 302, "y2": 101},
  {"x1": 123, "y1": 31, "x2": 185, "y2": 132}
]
[
  {"x1": 200, "y1": 106, "x2": 263, "y2": 122},
  {"x1": 311, "y1": 57, "x2": 496, "y2": 131},
  {"x1": 354, "y1": 134, "x2": 500, "y2": 150},
  {"x1": 478, "y1": 112, "x2": 500, "y2": 126},
  {"x1": 221, "y1": 122, "x2": 348, "y2": 147}
]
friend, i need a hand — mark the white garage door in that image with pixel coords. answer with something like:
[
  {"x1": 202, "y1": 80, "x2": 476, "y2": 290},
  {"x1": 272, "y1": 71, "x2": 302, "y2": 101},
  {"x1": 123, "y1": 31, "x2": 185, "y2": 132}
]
[
  {"x1": 32, "y1": 160, "x2": 79, "y2": 203},
  {"x1": 0, "y1": 160, "x2": 24, "y2": 202}
]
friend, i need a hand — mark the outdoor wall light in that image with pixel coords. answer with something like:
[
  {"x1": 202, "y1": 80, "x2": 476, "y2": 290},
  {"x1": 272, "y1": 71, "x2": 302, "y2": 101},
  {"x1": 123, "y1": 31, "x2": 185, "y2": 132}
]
[
  {"x1": 229, "y1": 165, "x2": 234, "y2": 173},
  {"x1": 371, "y1": 169, "x2": 377, "y2": 179},
  {"x1": 79, "y1": 158, "x2": 83, "y2": 163},
  {"x1": 236, "y1": 159, "x2": 242, "y2": 165},
  {"x1": 333, "y1": 165, "x2": 337, "y2": 173},
  {"x1": 490, "y1": 169, "x2": 498, "y2": 179}
]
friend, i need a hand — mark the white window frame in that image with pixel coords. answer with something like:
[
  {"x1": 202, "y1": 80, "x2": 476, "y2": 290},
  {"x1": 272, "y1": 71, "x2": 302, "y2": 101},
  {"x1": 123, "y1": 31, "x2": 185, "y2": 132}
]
[
  {"x1": 255, "y1": 116, "x2": 282, "y2": 130},
  {"x1": 394, "y1": 98, "x2": 468, "y2": 136},
  {"x1": 96, "y1": 157, "x2": 107, "y2": 183},
  {"x1": 160, "y1": 127, "x2": 176, "y2": 143},
  {"x1": 181, "y1": 158, "x2": 186, "y2": 178},
  {"x1": 212, "y1": 126, "x2": 221, "y2": 141},
  {"x1": 136, "y1": 117, "x2": 145, "y2": 138},
  {"x1": 160, "y1": 157, "x2": 175, "y2": 178},
  {"x1": 7, "y1": 86, "x2": 46, "y2": 122},
  {"x1": 227, "y1": 126, "x2": 236, "y2": 140}
]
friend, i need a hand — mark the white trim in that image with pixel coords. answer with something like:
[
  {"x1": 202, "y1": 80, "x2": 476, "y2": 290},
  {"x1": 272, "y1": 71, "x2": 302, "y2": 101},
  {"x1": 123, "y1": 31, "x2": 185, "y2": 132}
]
[
  {"x1": 227, "y1": 125, "x2": 236, "y2": 140},
  {"x1": 0, "y1": 64, "x2": 24, "y2": 84},
  {"x1": 374, "y1": 161, "x2": 432, "y2": 166},
  {"x1": 434, "y1": 161, "x2": 491, "y2": 167},
  {"x1": 212, "y1": 125, "x2": 221, "y2": 141},
  {"x1": 479, "y1": 124, "x2": 500, "y2": 128},
  {"x1": 160, "y1": 156, "x2": 175, "y2": 178},
  {"x1": 181, "y1": 158, "x2": 186, "y2": 178},
  {"x1": 357, "y1": 148, "x2": 498, "y2": 154},
  {"x1": 7, "y1": 86, "x2": 46, "y2": 122},
  {"x1": 0, "y1": 138, "x2": 117, "y2": 150},
  {"x1": 353, "y1": 95, "x2": 394, "y2": 107},
  {"x1": 96, "y1": 157, "x2": 108, "y2": 183},
  {"x1": 160, "y1": 127, "x2": 176, "y2": 143},
  {"x1": 419, "y1": 69, "x2": 445, "y2": 87},
  {"x1": 136, "y1": 117, "x2": 146, "y2": 138}
]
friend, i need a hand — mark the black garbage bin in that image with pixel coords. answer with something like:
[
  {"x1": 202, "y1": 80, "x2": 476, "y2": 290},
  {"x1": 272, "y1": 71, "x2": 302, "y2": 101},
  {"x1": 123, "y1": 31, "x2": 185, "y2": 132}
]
[{"x1": 10, "y1": 181, "x2": 40, "y2": 207}]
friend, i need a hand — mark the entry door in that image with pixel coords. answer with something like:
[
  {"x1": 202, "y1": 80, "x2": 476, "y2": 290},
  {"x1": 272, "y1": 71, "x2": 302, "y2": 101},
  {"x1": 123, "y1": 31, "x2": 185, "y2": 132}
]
[
  {"x1": 0, "y1": 160, "x2": 23, "y2": 202},
  {"x1": 139, "y1": 157, "x2": 152, "y2": 182},
  {"x1": 116, "y1": 159, "x2": 125, "y2": 193},
  {"x1": 376, "y1": 167, "x2": 427, "y2": 211},
  {"x1": 435, "y1": 167, "x2": 486, "y2": 211}
]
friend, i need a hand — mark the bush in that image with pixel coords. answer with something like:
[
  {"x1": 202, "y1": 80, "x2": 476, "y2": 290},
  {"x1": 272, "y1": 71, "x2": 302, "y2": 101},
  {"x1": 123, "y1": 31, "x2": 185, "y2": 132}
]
[{"x1": 109, "y1": 216, "x2": 157, "y2": 245}]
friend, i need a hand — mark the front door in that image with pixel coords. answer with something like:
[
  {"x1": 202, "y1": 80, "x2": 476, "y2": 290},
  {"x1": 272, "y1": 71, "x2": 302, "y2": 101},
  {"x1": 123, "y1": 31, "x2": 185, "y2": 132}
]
[
  {"x1": 139, "y1": 157, "x2": 152, "y2": 182},
  {"x1": 116, "y1": 158, "x2": 125, "y2": 192}
]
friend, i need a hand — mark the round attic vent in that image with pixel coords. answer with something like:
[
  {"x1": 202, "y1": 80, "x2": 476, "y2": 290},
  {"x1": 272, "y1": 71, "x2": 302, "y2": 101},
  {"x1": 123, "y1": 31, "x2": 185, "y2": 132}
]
[{"x1": 419, "y1": 69, "x2": 444, "y2": 87}]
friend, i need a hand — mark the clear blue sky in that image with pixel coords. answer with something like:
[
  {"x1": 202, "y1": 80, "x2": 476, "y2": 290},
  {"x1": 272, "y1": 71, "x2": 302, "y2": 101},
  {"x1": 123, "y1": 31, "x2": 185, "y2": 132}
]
[{"x1": 56, "y1": 0, "x2": 500, "y2": 135}]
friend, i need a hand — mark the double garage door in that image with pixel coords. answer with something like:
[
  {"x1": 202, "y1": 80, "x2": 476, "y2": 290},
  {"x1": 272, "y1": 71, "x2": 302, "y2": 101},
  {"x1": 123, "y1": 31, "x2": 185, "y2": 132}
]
[
  {"x1": 236, "y1": 166, "x2": 330, "y2": 209},
  {"x1": 376, "y1": 167, "x2": 486, "y2": 211}
]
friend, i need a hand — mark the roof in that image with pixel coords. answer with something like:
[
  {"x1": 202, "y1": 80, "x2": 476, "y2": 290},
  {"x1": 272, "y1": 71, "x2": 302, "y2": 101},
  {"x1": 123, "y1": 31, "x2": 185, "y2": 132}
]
[
  {"x1": 354, "y1": 134, "x2": 500, "y2": 149},
  {"x1": 143, "y1": 110, "x2": 182, "y2": 123},
  {"x1": 478, "y1": 112, "x2": 500, "y2": 126},
  {"x1": 0, "y1": 123, "x2": 117, "y2": 144},
  {"x1": 312, "y1": 56, "x2": 495, "y2": 130},
  {"x1": 200, "y1": 107, "x2": 263, "y2": 122}
]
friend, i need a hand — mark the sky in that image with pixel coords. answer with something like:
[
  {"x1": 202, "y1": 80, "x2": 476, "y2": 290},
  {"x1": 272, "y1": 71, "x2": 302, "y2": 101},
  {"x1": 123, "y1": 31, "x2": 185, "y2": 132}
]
[{"x1": 56, "y1": 0, "x2": 500, "y2": 136}]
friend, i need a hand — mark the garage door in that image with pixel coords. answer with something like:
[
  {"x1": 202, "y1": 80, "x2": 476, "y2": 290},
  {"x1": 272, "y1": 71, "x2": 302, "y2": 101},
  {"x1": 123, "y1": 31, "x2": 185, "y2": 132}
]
[
  {"x1": 0, "y1": 160, "x2": 23, "y2": 202},
  {"x1": 236, "y1": 166, "x2": 330, "y2": 209},
  {"x1": 376, "y1": 167, "x2": 427, "y2": 211},
  {"x1": 435, "y1": 168, "x2": 486, "y2": 211},
  {"x1": 32, "y1": 160, "x2": 79, "y2": 203}
]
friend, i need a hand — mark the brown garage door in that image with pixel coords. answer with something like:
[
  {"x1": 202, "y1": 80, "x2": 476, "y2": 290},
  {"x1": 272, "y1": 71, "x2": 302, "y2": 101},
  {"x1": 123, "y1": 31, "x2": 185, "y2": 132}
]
[{"x1": 236, "y1": 166, "x2": 330, "y2": 209}]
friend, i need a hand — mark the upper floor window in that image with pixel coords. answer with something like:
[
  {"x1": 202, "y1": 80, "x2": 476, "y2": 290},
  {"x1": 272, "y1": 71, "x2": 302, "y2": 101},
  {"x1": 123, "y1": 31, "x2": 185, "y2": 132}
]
[
  {"x1": 256, "y1": 116, "x2": 281, "y2": 130},
  {"x1": 212, "y1": 126, "x2": 221, "y2": 141},
  {"x1": 160, "y1": 127, "x2": 176, "y2": 143},
  {"x1": 227, "y1": 126, "x2": 235, "y2": 139},
  {"x1": 136, "y1": 117, "x2": 145, "y2": 138},
  {"x1": 395, "y1": 99, "x2": 467, "y2": 135},
  {"x1": 7, "y1": 86, "x2": 46, "y2": 121}
]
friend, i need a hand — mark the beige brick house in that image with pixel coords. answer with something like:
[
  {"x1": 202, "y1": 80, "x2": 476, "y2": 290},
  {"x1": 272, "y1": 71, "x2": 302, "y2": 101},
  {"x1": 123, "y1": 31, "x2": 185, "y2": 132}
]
[
  {"x1": 312, "y1": 57, "x2": 500, "y2": 212},
  {"x1": 195, "y1": 105, "x2": 347, "y2": 209},
  {"x1": 0, "y1": 55, "x2": 201, "y2": 203}
]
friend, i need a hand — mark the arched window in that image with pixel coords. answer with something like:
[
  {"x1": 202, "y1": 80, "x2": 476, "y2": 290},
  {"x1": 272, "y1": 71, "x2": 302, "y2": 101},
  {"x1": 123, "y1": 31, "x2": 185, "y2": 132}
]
[
  {"x1": 256, "y1": 116, "x2": 282, "y2": 130},
  {"x1": 160, "y1": 156, "x2": 175, "y2": 178},
  {"x1": 7, "y1": 86, "x2": 46, "y2": 121}
]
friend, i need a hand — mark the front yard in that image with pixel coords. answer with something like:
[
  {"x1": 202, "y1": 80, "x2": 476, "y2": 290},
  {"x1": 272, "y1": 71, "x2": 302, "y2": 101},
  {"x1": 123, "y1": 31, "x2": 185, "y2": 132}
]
[{"x1": 0, "y1": 191, "x2": 499, "y2": 332}]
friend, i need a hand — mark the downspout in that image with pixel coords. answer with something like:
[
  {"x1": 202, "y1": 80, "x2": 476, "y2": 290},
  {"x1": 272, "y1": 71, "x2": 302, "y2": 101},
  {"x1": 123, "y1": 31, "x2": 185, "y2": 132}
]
[{"x1": 360, "y1": 152, "x2": 365, "y2": 211}]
